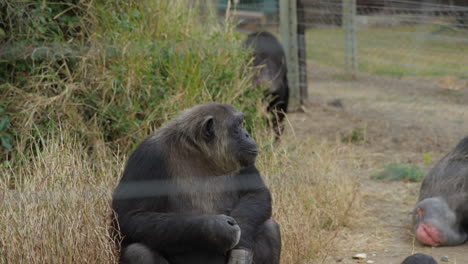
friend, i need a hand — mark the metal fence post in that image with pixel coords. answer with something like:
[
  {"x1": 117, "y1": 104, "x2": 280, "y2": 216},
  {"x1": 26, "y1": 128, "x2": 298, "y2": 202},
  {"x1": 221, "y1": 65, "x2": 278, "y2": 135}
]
[
  {"x1": 280, "y1": 0, "x2": 301, "y2": 110},
  {"x1": 343, "y1": 0, "x2": 357, "y2": 77},
  {"x1": 297, "y1": 0, "x2": 308, "y2": 103}
]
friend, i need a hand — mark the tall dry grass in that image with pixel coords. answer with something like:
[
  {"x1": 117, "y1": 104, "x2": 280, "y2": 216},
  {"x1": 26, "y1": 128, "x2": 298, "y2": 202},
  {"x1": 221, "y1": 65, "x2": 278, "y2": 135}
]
[
  {"x1": 258, "y1": 134, "x2": 362, "y2": 263},
  {"x1": 0, "y1": 128, "x2": 121, "y2": 263}
]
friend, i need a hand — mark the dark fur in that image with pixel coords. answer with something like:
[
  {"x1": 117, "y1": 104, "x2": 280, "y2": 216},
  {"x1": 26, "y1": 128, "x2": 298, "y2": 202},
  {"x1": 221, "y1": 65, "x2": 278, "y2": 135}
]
[
  {"x1": 401, "y1": 253, "x2": 437, "y2": 264},
  {"x1": 112, "y1": 103, "x2": 281, "y2": 264},
  {"x1": 413, "y1": 136, "x2": 468, "y2": 246},
  {"x1": 245, "y1": 31, "x2": 289, "y2": 139}
]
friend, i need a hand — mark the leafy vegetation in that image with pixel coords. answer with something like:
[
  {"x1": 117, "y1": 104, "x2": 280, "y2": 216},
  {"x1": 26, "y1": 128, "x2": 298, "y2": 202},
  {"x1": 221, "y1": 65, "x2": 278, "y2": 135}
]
[
  {"x1": 341, "y1": 128, "x2": 366, "y2": 143},
  {"x1": 371, "y1": 162, "x2": 426, "y2": 182}
]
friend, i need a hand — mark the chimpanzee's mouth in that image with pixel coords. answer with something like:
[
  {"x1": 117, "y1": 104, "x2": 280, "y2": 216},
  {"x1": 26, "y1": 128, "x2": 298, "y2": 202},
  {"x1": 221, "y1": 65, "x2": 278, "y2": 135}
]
[
  {"x1": 244, "y1": 149, "x2": 258, "y2": 155},
  {"x1": 416, "y1": 224, "x2": 441, "y2": 247}
]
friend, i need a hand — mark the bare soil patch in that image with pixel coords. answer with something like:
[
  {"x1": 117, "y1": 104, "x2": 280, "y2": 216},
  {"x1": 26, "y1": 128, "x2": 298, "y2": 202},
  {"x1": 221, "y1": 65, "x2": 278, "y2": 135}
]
[{"x1": 287, "y1": 62, "x2": 468, "y2": 263}]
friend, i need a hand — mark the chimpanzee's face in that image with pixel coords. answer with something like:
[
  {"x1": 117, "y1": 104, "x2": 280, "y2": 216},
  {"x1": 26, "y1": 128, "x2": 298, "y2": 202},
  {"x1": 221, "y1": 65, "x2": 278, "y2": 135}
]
[{"x1": 227, "y1": 112, "x2": 257, "y2": 167}]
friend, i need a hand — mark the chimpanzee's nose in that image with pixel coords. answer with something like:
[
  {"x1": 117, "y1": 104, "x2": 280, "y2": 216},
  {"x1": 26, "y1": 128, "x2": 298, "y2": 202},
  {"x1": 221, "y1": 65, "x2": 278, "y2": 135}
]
[{"x1": 227, "y1": 219, "x2": 237, "y2": 226}]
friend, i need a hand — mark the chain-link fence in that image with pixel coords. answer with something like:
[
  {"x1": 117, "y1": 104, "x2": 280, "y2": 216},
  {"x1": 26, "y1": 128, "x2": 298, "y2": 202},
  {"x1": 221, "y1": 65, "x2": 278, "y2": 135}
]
[
  {"x1": 303, "y1": 0, "x2": 468, "y2": 79},
  {"x1": 223, "y1": 0, "x2": 468, "y2": 80},
  {"x1": 220, "y1": 0, "x2": 468, "y2": 151}
]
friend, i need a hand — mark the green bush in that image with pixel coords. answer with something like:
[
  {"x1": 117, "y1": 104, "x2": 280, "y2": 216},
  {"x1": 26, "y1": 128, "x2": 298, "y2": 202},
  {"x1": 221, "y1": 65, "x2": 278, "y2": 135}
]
[{"x1": 0, "y1": 0, "x2": 264, "y2": 160}]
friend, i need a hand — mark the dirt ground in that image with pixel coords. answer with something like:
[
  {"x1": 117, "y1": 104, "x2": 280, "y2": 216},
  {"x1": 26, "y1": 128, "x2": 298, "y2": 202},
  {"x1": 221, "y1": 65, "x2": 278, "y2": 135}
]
[{"x1": 287, "y1": 63, "x2": 468, "y2": 264}]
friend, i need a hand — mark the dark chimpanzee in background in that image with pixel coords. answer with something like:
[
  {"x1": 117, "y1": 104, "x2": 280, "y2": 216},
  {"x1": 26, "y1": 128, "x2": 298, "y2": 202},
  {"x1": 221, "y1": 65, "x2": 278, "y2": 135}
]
[
  {"x1": 111, "y1": 103, "x2": 281, "y2": 264},
  {"x1": 244, "y1": 31, "x2": 289, "y2": 140},
  {"x1": 401, "y1": 253, "x2": 437, "y2": 264},
  {"x1": 412, "y1": 136, "x2": 468, "y2": 247}
]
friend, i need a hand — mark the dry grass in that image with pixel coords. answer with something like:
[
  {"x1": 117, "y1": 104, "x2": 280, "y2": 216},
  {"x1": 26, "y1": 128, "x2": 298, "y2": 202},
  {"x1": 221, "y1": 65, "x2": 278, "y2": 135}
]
[
  {"x1": 258, "y1": 133, "x2": 362, "y2": 263},
  {"x1": 0, "y1": 129, "x2": 122, "y2": 263},
  {"x1": 0, "y1": 127, "x2": 362, "y2": 263}
]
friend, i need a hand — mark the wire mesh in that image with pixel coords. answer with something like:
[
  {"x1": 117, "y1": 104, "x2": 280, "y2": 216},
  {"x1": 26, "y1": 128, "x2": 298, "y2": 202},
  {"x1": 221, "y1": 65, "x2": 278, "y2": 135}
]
[{"x1": 222, "y1": 0, "x2": 468, "y2": 79}]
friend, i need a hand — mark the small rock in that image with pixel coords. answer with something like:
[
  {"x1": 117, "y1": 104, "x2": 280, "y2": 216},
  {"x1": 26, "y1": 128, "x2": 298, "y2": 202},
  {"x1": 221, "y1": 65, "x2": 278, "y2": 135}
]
[
  {"x1": 328, "y1": 99, "x2": 344, "y2": 108},
  {"x1": 441, "y1": 256, "x2": 449, "y2": 262},
  {"x1": 352, "y1": 253, "x2": 367, "y2": 260},
  {"x1": 366, "y1": 261, "x2": 375, "y2": 264}
]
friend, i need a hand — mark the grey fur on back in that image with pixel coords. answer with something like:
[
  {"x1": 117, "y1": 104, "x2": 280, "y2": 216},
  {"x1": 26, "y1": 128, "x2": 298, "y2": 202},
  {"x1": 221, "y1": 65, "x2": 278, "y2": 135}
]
[{"x1": 418, "y1": 137, "x2": 468, "y2": 210}]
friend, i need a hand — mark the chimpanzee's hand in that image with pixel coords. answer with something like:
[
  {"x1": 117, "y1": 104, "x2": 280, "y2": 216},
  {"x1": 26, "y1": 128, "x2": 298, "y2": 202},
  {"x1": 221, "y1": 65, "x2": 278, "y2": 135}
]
[
  {"x1": 197, "y1": 214, "x2": 241, "y2": 252},
  {"x1": 227, "y1": 248, "x2": 254, "y2": 264}
]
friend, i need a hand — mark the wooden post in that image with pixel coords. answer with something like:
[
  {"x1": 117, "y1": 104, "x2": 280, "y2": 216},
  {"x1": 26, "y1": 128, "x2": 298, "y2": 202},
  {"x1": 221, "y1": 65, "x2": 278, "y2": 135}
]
[
  {"x1": 279, "y1": 0, "x2": 300, "y2": 110},
  {"x1": 343, "y1": 0, "x2": 357, "y2": 77}
]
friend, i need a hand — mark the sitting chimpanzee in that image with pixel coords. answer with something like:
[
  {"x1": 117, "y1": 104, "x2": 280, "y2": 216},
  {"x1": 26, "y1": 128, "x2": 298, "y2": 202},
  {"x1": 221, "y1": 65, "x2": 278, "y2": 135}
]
[{"x1": 112, "y1": 103, "x2": 281, "y2": 264}]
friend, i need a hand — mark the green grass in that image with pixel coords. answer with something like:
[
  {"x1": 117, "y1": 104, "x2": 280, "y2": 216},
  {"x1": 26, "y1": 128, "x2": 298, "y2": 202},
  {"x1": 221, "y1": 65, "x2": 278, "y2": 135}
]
[
  {"x1": 371, "y1": 163, "x2": 426, "y2": 182},
  {"x1": 441, "y1": 89, "x2": 464, "y2": 97},
  {"x1": 341, "y1": 128, "x2": 366, "y2": 143},
  {"x1": 306, "y1": 25, "x2": 468, "y2": 77}
]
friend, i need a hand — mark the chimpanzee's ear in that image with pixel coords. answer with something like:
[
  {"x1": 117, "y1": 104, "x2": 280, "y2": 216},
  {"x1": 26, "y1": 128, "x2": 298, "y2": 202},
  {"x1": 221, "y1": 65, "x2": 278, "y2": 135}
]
[{"x1": 201, "y1": 116, "x2": 214, "y2": 141}]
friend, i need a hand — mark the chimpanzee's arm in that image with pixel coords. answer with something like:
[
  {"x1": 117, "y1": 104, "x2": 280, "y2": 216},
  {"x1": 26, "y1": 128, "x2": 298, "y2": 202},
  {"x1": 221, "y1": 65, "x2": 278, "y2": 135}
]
[
  {"x1": 229, "y1": 166, "x2": 273, "y2": 251},
  {"x1": 113, "y1": 180, "x2": 240, "y2": 254},
  {"x1": 114, "y1": 206, "x2": 238, "y2": 254}
]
